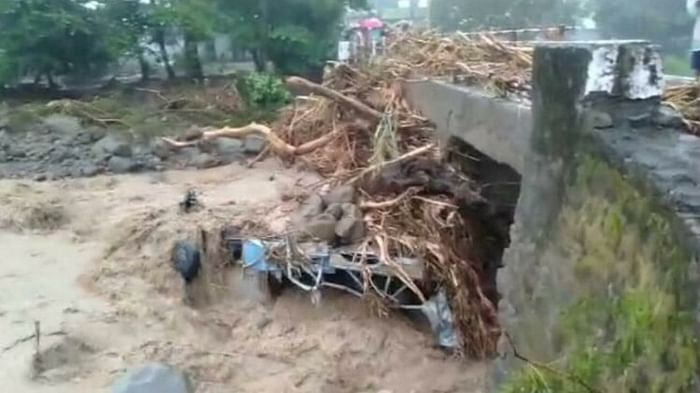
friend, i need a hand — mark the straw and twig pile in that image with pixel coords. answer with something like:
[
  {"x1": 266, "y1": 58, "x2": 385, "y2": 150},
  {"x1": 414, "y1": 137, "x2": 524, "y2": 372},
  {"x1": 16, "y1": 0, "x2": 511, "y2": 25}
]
[
  {"x1": 663, "y1": 85, "x2": 700, "y2": 135},
  {"x1": 383, "y1": 29, "x2": 533, "y2": 96}
]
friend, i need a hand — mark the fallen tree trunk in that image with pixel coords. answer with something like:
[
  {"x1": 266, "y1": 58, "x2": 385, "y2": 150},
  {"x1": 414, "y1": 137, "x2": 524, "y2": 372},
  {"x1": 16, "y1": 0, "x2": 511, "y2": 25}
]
[
  {"x1": 286, "y1": 76, "x2": 383, "y2": 121},
  {"x1": 161, "y1": 122, "x2": 340, "y2": 158}
]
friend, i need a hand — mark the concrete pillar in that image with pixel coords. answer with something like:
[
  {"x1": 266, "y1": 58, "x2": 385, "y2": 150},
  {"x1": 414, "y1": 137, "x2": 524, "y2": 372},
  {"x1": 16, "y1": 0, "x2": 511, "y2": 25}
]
[{"x1": 490, "y1": 41, "x2": 700, "y2": 392}]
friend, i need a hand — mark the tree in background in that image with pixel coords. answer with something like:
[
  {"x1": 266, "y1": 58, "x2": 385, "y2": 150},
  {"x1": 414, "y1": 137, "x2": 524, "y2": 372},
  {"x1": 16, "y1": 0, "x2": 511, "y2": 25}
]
[
  {"x1": 430, "y1": 0, "x2": 584, "y2": 31},
  {"x1": 0, "y1": 0, "x2": 115, "y2": 87},
  {"x1": 591, "y1": 0, "x2": 691, "y2": 52},
  {"x1": 220, "y1": 0, "x2": 368, "y2": 76},
  {"x1": 0, "y1": 0, "x2": 365, "y2": 85},
  {"x1": 146, "y1": 0, "x2": 217, "y2": 81},
  {"x1": 101, "y1": 0, "x2": 153, "y2": 81}
]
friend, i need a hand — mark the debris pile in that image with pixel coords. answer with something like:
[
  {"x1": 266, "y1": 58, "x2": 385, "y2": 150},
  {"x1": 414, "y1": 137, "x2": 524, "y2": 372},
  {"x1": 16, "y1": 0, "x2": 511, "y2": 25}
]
[
  {"x1": 663, "y1": 85, "x2": 700, "y2": 135},
  {"x1": 171, "y1": 29, "x2": 700, "y2": 358},
  {"x1": 160, "y1": 30, "x2": 529, "y2": 358}
]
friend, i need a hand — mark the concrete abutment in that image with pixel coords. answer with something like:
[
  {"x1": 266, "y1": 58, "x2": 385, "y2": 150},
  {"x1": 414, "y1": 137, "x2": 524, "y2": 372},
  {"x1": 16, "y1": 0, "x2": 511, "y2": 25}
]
[{"x1": 406, "y1": 41, "x2": 700, "y2": 392}]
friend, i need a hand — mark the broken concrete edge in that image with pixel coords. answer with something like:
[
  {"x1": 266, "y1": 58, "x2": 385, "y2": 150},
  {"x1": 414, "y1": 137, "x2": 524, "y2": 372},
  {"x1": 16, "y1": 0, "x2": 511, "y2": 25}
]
[{"x1": 541, "y1": 40, "x2": 665, "y2": 100}]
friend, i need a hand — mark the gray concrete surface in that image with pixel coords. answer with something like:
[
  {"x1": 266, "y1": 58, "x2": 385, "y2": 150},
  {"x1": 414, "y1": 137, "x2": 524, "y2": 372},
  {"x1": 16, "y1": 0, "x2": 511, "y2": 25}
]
[{"x1": 404, "y1": 81, "x2": 531, "y2": 174}]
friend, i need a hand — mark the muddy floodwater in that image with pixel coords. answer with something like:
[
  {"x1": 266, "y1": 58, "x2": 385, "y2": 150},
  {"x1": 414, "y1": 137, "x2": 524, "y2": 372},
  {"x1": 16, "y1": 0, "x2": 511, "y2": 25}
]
[{"x1": 0, "y1": 161, "x2": 486, "y2": 393}]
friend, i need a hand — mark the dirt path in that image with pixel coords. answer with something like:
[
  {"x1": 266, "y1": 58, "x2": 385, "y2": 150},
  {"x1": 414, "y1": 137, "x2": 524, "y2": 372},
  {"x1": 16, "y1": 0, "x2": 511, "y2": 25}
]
[{"x1": 0, "y1": 161, "x2": 486, "y2": 393}]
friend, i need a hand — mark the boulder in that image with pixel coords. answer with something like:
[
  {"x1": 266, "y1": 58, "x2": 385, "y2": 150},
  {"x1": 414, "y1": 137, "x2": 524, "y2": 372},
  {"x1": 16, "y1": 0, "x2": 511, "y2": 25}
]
[
  {"x1": 325, "y1": 203, "x2": 344, "y2": 220},
  {"x1": 214, "y1": 138, "x2": 244, "y2": 157},
  {"x1": 75, "y1": 163, "x2": 100, "y2": 177},
  {"x1": 149, "y1": 139, "x2": 174, "y2": 160},
  {"x1": 322, "y1": 185, "x2": 355, "y2": 205},
  {"x1": 243, "y1": 136, "x2": 266, "y2": 154},
  {"x1": 108, "y1": 156, "x2": 139, "y2": 174},
  {"x1": 73, "y1": 128, "x2": 106, "y2": 145},
  {"x1": 302, "y1": 213, "x2": 338, "y2": 242},
  {"x1": 296, "y1": 194, "x2": 325, "y2": 220},
  {"x1": 93, "y1": 134, "x2": 133, "y2": 158},
  {"x1": 43, "y1": 114, "x2": 83, "y2": 135},
  {"x1": 190, "y1": 152, "x2": 221, "y2": 169},
  {"x1": 112, "y1": 363, "x2": 193, "y2": 393},
  {"x1": 335, "y1": 203, "x2": 365, "y2": 244}
]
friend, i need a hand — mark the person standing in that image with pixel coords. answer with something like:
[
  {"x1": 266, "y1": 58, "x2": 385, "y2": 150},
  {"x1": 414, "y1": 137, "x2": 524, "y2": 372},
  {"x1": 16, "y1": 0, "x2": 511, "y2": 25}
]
[{"x1": 687, "y1": 0, "x2": 700, "y2": 79}]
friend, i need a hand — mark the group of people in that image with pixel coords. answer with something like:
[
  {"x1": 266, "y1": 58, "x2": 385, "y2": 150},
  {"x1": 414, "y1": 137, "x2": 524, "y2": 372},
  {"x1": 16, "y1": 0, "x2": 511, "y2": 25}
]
[{"x1": 338, "y1": 16, "x2": 392, "y2": 64}]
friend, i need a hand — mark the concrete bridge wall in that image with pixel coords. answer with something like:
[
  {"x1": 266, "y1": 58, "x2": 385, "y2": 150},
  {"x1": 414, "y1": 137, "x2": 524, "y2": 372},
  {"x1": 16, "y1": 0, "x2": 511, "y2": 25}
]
[{"x1": 405, "y1": 42, "x2": 700, "y2": 392}]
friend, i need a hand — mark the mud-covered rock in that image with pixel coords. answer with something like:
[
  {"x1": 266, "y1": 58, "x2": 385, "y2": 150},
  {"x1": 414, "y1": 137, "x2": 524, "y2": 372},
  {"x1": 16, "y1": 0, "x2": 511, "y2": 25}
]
[
  {"x1": 112, "y1": 363, "x2": 194, "y2": 393},
  {"x1": 335, "y1": 203, "x2": 365, "y2": 244},
  {"x1": 303, "y1": 213, "x2": 338, "y2": 242},
  {"x1": 296, "y1": 194, "x2": 325, "y2": 219},
  {"x1": 325, "y1": 203, "x2": 344, "y2": 220},
  {"x1": 322, "y1": 185, "x2": 355, "y2": 205}
]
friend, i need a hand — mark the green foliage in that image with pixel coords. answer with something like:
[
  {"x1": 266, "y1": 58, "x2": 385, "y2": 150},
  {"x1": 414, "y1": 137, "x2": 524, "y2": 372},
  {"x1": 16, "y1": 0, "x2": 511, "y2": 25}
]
[
  {"x1": 0, "y1": 50, "x2": 16, "y2": 84},
  {"x1": 242, "y1": 72, "x2": 291, "y2": 109},
  {"x1": 220, "y1": 0, "x2": 368, "y2": 75},
  {"x1": 501, "y1": 156, "x2": 700, "y2": 393},
  {"x1": 430, "y1": 0, "x2": 584, "y2": 31},
  {"x1": 0, "y1": 0, "x2": 116, "y2": 84},
  {"x1": 664, "y1": 54, "x2": 694, "y2": 77},
  {"x1": 99, "y1": 0, "x2": 149, "y2": 57},
  {"x1": 0, "y1": 0, "x2": 363, "y2": 84}
]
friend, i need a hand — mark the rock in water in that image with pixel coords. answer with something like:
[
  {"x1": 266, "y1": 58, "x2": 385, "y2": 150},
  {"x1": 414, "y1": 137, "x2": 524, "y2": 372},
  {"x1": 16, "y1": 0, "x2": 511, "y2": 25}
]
[
  {"x1": 112, "y1": 363, "x2": 193, "y2": 393},
  {"x1": 172, "y1": 241, "x2": 201, "y2": 283}
]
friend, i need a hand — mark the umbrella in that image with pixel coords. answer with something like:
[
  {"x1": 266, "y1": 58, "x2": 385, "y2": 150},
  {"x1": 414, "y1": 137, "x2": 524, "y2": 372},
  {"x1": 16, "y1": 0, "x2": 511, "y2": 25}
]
[{"x1": 359, "y1": 17, "x2": 384, "y2": 30}]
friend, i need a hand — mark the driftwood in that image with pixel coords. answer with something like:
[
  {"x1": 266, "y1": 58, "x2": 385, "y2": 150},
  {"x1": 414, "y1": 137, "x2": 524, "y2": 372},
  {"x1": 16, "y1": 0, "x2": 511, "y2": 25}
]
[
  {"x1": 286, "y1": 76, "x2": 383, "y2": 121},
  {"x1": 161, "y1": 123, "x2": 340, "y2": 158}
]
